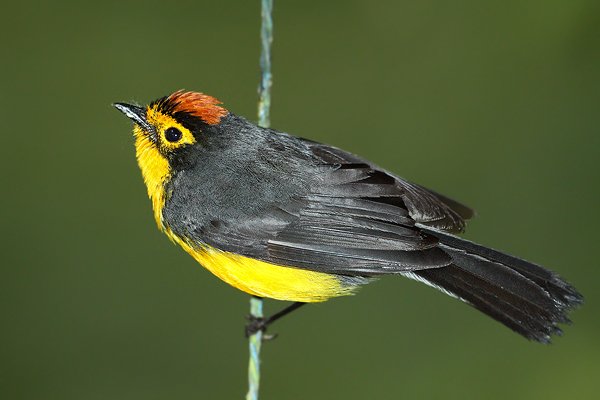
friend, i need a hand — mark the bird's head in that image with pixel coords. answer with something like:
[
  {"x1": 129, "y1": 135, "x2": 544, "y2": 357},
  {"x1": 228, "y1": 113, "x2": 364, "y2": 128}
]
[
  {"x1": 114, "y1": 90, "x2": 228, "y2": 159},
  {"x1": 114, "y1": 90, "x2": 228, "y2": 225}
]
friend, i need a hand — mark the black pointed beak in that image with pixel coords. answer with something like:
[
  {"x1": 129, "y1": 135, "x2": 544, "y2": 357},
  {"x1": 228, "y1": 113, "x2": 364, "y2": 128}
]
[{"x1": 113, "y1": 102, "x2": 154, "y2": 133}]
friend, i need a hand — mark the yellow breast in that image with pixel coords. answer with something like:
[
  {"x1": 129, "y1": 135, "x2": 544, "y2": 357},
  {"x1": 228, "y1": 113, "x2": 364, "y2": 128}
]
[{"x1": 168, "y1": 232, "x2": 357, "y2": 302}]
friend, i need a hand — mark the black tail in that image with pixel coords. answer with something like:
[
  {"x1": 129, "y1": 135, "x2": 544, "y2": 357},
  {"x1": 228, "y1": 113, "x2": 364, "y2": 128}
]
[{"x1": 410, "y1": 230, "x2": 583, "y2": 343}]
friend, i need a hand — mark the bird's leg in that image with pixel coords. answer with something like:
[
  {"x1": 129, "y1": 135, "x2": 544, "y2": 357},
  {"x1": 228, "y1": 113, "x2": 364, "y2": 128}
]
[{"x1": 245, "y1": 301, "x2": 306, "y2": 339}]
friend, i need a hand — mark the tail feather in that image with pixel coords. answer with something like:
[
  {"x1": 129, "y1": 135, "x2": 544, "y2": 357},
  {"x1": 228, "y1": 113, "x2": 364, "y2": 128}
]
[
  {"x1": 411, "y1": 229, "x2": 583, "y2": 343},
  {"x1": 431, "y1": 230, "x2": 582, "y2": 307}
]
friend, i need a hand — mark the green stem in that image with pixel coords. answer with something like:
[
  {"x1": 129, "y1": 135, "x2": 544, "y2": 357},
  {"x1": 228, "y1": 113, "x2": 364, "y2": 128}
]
[
  {"x1": 246, "y1": 1, "x2": 273, "y2": 400},
  {"x1": 257, "y1": 0, "x2": 273, "y2": 129},
  {"x1": 246, "y1": 297, "x2": 264, "y2": 400}
]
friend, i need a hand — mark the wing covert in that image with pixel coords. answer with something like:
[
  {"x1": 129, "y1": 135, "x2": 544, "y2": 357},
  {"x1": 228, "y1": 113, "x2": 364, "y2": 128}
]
[{"x1": 191, "y1": 139, "x2": 474, "y2": 276}]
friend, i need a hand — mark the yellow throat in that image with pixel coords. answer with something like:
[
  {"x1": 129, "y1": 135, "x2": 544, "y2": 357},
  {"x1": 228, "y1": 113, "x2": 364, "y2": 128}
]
[{"x1": 133, "y1": 125, "x2": 170, "y2": 228}]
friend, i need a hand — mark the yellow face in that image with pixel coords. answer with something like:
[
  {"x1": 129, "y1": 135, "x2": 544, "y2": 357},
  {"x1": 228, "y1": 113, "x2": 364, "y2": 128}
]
[{"x1": 144, "y1": 105, "x2": 197, "y2": 153}]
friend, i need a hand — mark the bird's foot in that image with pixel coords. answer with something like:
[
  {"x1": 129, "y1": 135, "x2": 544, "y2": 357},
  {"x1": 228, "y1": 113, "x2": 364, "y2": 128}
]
[{"x1": 245, "y1": 315, "x2": 278, "y2": 341}]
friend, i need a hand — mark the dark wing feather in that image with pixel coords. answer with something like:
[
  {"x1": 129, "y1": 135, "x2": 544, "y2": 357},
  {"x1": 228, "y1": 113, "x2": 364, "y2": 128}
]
[
  {"x1": 267, "y1": 194, "x2": 452, "y2": 274},
  {"x1": 198, "y1": 141, "x2": 474, "y2": 275},
  {"x1": 310, "y1": 143, "x2": 474, "y2": 232}
]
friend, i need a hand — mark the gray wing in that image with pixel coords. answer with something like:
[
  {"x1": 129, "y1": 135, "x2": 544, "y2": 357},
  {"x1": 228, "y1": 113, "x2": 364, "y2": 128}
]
[{"x1": 201, "y1": 141, "x2": 475, "y2": 275}]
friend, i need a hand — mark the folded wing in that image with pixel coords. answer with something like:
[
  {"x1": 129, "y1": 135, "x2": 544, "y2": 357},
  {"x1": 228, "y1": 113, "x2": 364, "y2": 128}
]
[{"x1": 201, "y1": 141, "x2": 474, "y2": 275}]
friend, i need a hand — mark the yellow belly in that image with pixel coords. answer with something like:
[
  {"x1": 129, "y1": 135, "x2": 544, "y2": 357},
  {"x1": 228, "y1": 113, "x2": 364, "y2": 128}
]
[{"x1": 168, "y1": 230, "x2": 356, "y2": 302}]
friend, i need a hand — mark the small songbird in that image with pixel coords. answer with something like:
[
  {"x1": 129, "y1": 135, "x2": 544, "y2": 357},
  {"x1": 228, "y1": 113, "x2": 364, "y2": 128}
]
[{"x1": 115, "y1": 90, "x2": 582, "y2": 343}]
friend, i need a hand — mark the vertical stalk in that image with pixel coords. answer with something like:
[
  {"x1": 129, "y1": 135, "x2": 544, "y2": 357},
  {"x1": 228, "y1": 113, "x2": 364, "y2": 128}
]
[
  {"x1": 257, "y1": 0, "x2": 273, "y2": 129},
  {"x1": 246, "y1": 297, "x2": 264, "y2": 400},
  {"x1": 246, "y1": 1, "x2": 273, "y2": 400}
]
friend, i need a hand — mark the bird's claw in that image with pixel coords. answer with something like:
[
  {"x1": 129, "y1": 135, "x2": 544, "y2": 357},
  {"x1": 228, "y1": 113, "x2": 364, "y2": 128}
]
[
  {"x1": 245, "y1": 315, "x2": 266, "y2": 337},
  {"x1": 245, "y1": 315, "x2": 278, "y2": 341}
]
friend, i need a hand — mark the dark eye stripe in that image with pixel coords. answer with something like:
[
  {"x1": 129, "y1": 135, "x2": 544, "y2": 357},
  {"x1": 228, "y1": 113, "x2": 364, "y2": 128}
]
[{"x1": 164, "y1": 127, "x2": 182, "y2": 142}]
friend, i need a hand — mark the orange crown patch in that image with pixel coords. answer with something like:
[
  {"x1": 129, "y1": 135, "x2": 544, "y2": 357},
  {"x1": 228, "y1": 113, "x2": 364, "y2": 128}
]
[{"x1": 154, "y1": 90, "x2": 228, "y2": 125}]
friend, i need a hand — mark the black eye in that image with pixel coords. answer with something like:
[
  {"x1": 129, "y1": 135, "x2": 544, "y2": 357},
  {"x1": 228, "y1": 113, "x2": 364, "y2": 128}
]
[{"x1": 164, "y1": 127, "x2": 182, "y2": 142}]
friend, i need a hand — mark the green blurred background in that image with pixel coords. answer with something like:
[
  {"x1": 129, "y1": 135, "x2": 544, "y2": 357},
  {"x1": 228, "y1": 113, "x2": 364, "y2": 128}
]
[{"x1": 2, "y1": 0, "x2": 599, "y2": 399}]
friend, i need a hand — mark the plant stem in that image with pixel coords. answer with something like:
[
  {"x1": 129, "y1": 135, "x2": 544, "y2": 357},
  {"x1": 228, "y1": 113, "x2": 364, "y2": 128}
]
[{"x1": 246, "y1": 1, "x2": 273, "y2": 400}]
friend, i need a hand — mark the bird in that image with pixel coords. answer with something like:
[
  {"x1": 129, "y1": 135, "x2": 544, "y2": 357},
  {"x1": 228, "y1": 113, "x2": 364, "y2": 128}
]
[{"x1": 114, "y1": 90, "x2": 582, "y2": 343}]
